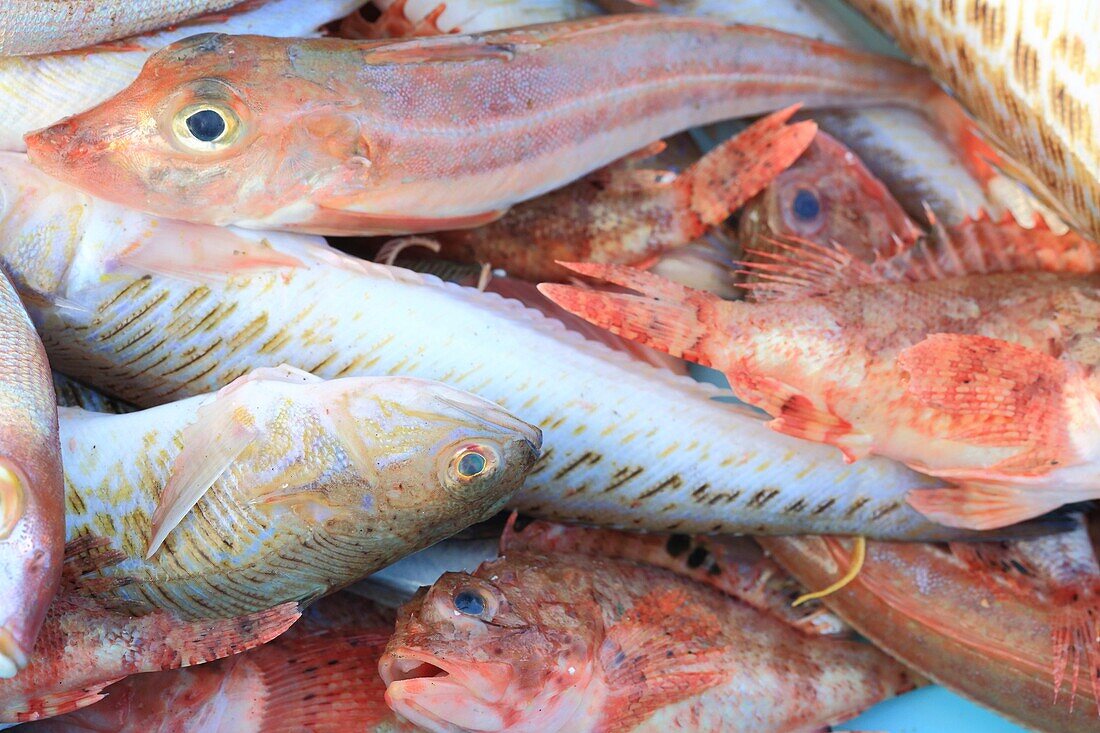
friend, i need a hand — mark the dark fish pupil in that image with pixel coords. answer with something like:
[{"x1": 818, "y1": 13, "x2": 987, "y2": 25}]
[
  {"x1": 185, "y1": 109, "x2": 226, "y2": 142},
  {"x1": 457, "y1": 452, "x2": 486, "y2": 477},
  {"x1": 454, "y1": 590, "x2": 485, "y2": 616},
  {"x1": 792, "y1": 188, "x2": 821, "y2": 221}
]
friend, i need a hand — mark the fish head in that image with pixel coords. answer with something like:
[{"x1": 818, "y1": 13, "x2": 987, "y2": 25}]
[
  {"x1": 317, "y1": 377, "x2": 541, "y2": 532},
  {"x1": 24, "y1": 33, "x2": 319, "y2": 226},
  {"x1": 381, "y1": 555, "x2": 600, "y2": 732},
  {"x1": 739, "y1": 130, "x2": 920, "y2": 262}
]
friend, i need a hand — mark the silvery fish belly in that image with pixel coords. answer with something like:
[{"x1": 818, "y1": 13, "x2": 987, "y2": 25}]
[
  {"x1": 0, "y1": 152, "x2": 1002, "y2": 541},
  {"x1": 59, "y1": 367, "x2": 540, "y2": 619}
]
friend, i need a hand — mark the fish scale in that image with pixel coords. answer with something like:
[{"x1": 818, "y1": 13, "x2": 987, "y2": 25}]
[{"x1": 0, "y1": 153, "x2": 1017, "y2": 542}]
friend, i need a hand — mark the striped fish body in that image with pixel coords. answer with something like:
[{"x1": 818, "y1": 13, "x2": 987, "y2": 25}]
[
  {"x1": 58, "y1": 373, "x2": 539, "y2": 620},
  {"x1": 847, "y1": 0, "x2": 1100, "y2": 239},
  {"x1": 0, "y1": 153, "x2": 1014, "y2": 541}
]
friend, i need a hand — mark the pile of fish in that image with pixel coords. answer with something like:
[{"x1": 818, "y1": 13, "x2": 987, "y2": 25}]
[{"x1": 0, "y1": 0, "x2": 1097, "y2": 731}]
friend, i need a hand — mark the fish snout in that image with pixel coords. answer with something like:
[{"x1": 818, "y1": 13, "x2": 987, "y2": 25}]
[
  {"x1": 0, "y1": 624, "x2": 29, "y2": 679},
  {"x1": 433, "y1": 388, "x2": 542, "y2": 453},
  {"x1": 25, "y1": 118, "x2": 104, "y2": 171}
]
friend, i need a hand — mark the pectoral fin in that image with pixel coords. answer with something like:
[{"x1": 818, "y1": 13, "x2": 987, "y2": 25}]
[{"x1": 907, "y1": 483, "x2": 1067, "y2": 530}]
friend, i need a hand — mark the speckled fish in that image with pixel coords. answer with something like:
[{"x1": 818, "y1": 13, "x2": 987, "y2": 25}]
[
  {"x1": 759, "y1": 535, "x2": 1100, "y2": 732},
  {"x1": 17, "y1": 625, "x2": 415, "y2": 732},
  {"x1": 24, "y1": 15, "x2": 947, "y2": 235},
  {"x1": 0, "y1": 581, "x2": 299, "y2": 726},
  {"x1": 0, "y1": 0, "x2": 243, "y2": 56},
  {"x1": 339, "y1": 0, "x2": 599, "y2": 38},
  {"x1": 0, "y1": 269, "x2": 63, "y2": 680},
  {"x1": 0, "y1": 0, "x2": 365, "y2": 152},
  {"x1": 422, "y1": 106, "x2": 815, "y2": 283},
  {"x1": 0, "y1": 152, "x2": 1016, "y2": 542},
  {"x1": 738, "y1": 129, "x2": 922, "y2": 265},
  {"x1": 60, "y1": 365, "x2": 539, "y2": 619},
  {"x1": 380, "y1": 550, "x2": 915, "y2": 732},
  {"x1": 846, "y1": 0, "x2": 1100, "y2": 241},
  {"x1": 542, "y1": 259, "x2": 1100, "y2": 530}
]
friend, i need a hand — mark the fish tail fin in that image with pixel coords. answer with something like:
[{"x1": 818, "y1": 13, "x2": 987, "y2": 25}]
[
  {"x1": 673, "y1": 106, "x2": 817, "y2": 235},
  {"x1": 1052, "y1": 597, "x2": 1100, "y2": 713},
  {"x1": 538, "y1": 263, "x2": 720, "y2": 364}
]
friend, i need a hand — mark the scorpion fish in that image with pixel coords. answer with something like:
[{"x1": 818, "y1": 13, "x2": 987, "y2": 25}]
[
  {"x1": 846, "y1": 0, "x2": 1100, "y2": 241},
  {"x1": 0, "y1": 270, "x2": 63, "y2": 680},
  {"x1": 0, "y1": 0, "x2": 364, "y2": 152},
  {"x1": 380, "y1": 550, "x2": 915, "y2": 732},
  {"x1": 541, "y1": 257, "x2": 1100, "y2": 530},
  {"x1": 60, "y1": 365, "x2": 540, "y2": 619},
  {"x1": 25, "y1": 15, "x2": 950, "y2": 235},
  {"x1": 0, "y1": 151, "x2": 1027, "y2": 542},
  {"x1": 759, "y1": 535, "x2": 1100, "y2": 732}
]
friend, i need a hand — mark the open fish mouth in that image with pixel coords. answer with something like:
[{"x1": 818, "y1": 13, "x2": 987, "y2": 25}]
[
  {"x1": 0, "y1": 624, "x2": 29, "y2": 679},
  {"x1": 381, "y1": 648, "x2": 512, "y2": 732}
]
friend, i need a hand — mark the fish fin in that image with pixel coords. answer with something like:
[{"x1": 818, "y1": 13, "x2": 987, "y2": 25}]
[
  {"x1": 361, "y1": 34, "x2": 521, "y2": 64},
  {"x1": 161, "y1": 602, "x2": 301, "y2": 667},
  {"x1": 736, "y1": 235, "x2": 879, "y2": 301},
  {"x1": 61, "y1": 534, "x2": 126, "y2": 586},
  {"x1": 146, "y1": 376, "x2": 266, "y2": 558},
  {"x1": 1052, "y1": 599, "x2": 1100, "y2": 712},
  {"x1": 9, "y1": 681, "x2": 123, "y2": 723},
  {"x1": 113, "y1": 224, "x2": 304, "y2": 284},
  {"x1": 675, "y1": 106, "x2": 816, "y2": 235},
  {"x1": 742, "y1": 379, "x2": 871, "y2": 463},
  {"x1": 309, "y1": 203, "x2": 507, "y2": 235},
  {"x1": 538, "y1": 263, "x2": 718, "y2": 363},
  {"x1": 215, "y1": 363, "x2": 321, "y2": 398},
  {"x1": 253, "y1": 631, "x2": 394, "y2": 732},
  {"x1": 898, "y1": 334, "x2": 1079, "y2": 464},
  {"x1": 907, "y1": 484, "x2": 1067, "y2": 530},
  {"x1": 598, "y1": 586, "x2": 728, "y2": 731}
]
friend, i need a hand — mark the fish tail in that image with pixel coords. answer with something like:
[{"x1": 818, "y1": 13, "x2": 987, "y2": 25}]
[
  {"x1": 1052, "y1": 598, "x2": 1100, "y2": 713},
  {"x1": 673, "y1": 105, "x2": 817, "y2": 237},
  {"x1": 538, "y1": 263, "x2": 720, "y2": 365}
]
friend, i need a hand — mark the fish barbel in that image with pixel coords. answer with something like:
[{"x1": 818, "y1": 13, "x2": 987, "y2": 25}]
[
  {"x1": 0, "y1": 269, "x2": 63, "y2": 680},
  {"x1": 846, "y1": 0, "x2": 1100, "y2": 240},
  {"x1": 759, "y1": 535, "x2": 1100, "y2": 732},
  {"x1": 60, "y1": 365, "x2": 539, "y2": 619},
  {"x1": 380, "y1": 550, "x2": 915, "y2": 732},
  {"x1": 24, "y1": 15, "x2": 945, "y2": 235},
  {"x1": 0, "y1": 0, "x2": 365, "y2": 152},
  {"x1": 542, "y1": 263, "x2": 1100, "y2": 529},
  {"x1": 0, "y1": 0, "x2": 241, "y2": 56},
  {"x1": 0, "y1": 152, "x2": 1017, "y2": 542},
  {"x1": 0, "y1": 585, "x2": 299, "y2": 725}
]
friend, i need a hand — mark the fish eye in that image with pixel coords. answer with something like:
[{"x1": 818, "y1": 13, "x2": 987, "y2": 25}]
[
  {"x1": 457, "y1": 451, "x2": 487, "y2": 478},
  {"x1": 171, "y1": 102, "x2": 241, "y2": 152},
  {"x1": 185, "y1": 109, "x2": 226, "y2": 142},
  {"x1": 792, "y1": 188, "x2": 821, "y2": 221},
  {"x1": 447, "y1": 445, "x2": 498, "y2": 484},
  {"x1": 454, "y1": 588, "x2": 488, "y2": 617},
  {"x1": 0, "y1": 460, "x2": 25, "y2": 540}
]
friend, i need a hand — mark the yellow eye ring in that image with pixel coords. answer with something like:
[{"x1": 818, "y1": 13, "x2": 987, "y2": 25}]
[{"x1": 172, "y1": 104, "x2": 240, "y2": 151}]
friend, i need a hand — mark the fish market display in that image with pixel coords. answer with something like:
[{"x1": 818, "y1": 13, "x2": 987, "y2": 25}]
[
  {"x1": 414, "y1": 105, "x2": 815, "y2": 281},
  {"x1": 759, "y1": 536, "x2": 1100, "y2": 732},
  {"x1": 543, "y1": 262, "x2": 1100, "y2": 529},
  {"x1": 380, "y1": 550, "x2": 915, "y2": 732},
  {"x1": 0, "y1": 1, "x2": 241, "y2": 56},
  {"x1": 24, "y1": 16, "x2": 947, "y2": 234},
  {"x1": 0, "y1": 271, "x2": 63, "y2": 680},
  {"x1": 847, "y1": 0, "x2": 1100, "y2": 241},
  {"x1": 60, "y1": 366, "x2": 539, "y2": 618},
  {"x1": 0, "y1": 584, "x2": 299, "y2": 725},
  {"x1": 0, "y1": 153, "x2": 1003, "y2": 541}
]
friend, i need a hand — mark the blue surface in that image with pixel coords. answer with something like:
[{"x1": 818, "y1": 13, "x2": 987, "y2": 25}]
[{"x1": 838, "y1": 686, "x2": 1031, "y2": 732}]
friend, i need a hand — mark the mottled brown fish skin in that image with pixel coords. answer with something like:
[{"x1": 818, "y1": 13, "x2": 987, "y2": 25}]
[
  {"x1": 847, "y1": 0, "x2": 1100, "y2": 240},
  {"x1": 0, "y1": 270, "x2": 63, "y2": 678}
]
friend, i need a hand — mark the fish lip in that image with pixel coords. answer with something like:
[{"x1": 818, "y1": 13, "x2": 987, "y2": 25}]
[
  {"x1": 0, "y1": 625, "x2": 29, "y2": 679},
  {"x1": 436, "y1": 394, "x2": 543, "y2": 452},
  {"x1": 380, "y1": 647, "x2": 512, "y2": 703}
]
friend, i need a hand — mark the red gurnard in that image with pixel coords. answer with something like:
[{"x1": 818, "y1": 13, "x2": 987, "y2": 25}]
[{"x1": 24, "y1": 15, "x2": 944, "y2": 235}]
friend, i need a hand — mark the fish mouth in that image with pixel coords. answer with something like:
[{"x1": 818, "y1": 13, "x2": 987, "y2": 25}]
[
  {"x1": 381, "y1": 648, "x2": 512, "y2": 732},
  {"x1": 0, "y1": 624, "x2": 29, "y2": 679}
]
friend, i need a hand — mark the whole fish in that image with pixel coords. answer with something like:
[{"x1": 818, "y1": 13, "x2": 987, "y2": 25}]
[
  {"x1": 20, "y1": 625, "x2": 415, "y2": 733},
  {"x1": 24, "y1": 15, "x2": 946, "y2": 235},
  {"x1": 341, "y1": 0, "x2": 599, "y2": 38},
  {"x1": 424, "y1": 106, "x2": 815, "y2": 282},
  {"x1": 0, "y1": 270, "x2": 63, "y2": 679},
  {"x1": 0, "y1": 152, "x2": 1019, "y2": 542},
  {"x1": 0, "y1": 586, "x2": 299, "y2": 725},
  {"x1": 846, "y1": 0, "x2": 1100, "y2": 241},
  {"x1": 542, "y1": 261, "x2": 1100, "y2": 530},
  {"x1": 758, "y1": 535, "x2": 1100, "y2": 732},
  {"x1": 738, "y1": 129, "x2": 922, "y2": 264},
  {"x1": 500, "y1": 516, "x2": 850, "y2": 636},
  {"x1": 380, "y1": 550, "x2": 915, "y2": 732},
  {"x1": 61, "y1": 366, "x2": 539, "y2": 619},
  {"x1": 0, "y1": 0, "x2": 241, "y2": 56},
  {"x1": 0, "y1": 0, "x2": 365, "y2": 153}
]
